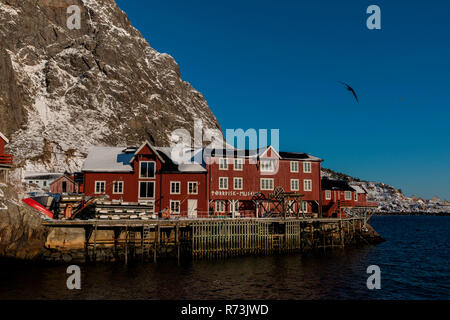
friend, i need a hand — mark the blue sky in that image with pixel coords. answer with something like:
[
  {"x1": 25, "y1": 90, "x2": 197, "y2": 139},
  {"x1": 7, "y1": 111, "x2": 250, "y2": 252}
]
[{"x1": 115, "y1": 0, "x2": 450, "y2": 200}]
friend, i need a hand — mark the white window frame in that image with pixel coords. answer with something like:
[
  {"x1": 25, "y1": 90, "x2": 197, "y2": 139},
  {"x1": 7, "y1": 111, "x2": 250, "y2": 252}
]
[
  {"x1": 113, "y1": 181, "x2": 124, "y2": 194},
  {"x1": 304, "y1": 179, "x2": 312, "y2": 192},
  {"x1": 216, "y1": 200, "x2": 226, "y2": 213},
  {"x1": 260, "y1": 159, "x2": 274, "y2": 172},
  {"x1": 302, "y1": 201, "x2": 308, "y2": 213},
  {"x1": 138, "y1": 181, "x2": 155, "y2": 199},
  {"x1": 325, "y1": 190, "x2": 332, "y2": 200},
  {"x1": 260, "y1": 178, "x2": 274, "y2": 191},
  {"x1": 290, "y1": 161, "x2": 299, "y2": 173},
  {"x1": 354, "y1": 192, "x2": 358, "y2": 201},
  {"x1": 170, "y1": 181, "x2": 181, "y2": 195},
  {"x1": 170, "y1": 200, "x2": 181, "y2": 214},
  {"x1": 188, "y1": 181, "x2": 198, "y2": 194},
  {"x1": 233, "y1": 200, "x2": 240, "y2": 213},
  {"x1": 290, "y1": 179, "x2": 299, "y2": 191},
  {"x1": 219, "y1": 158, "x2": 228, "y2": 170},
  {"x1": 219, "y1": 177, "x2": 228, "y2": 190},
  {"x1": 95, "y1": 181, "x2": 106, "y2": 194},
  {"x1": 303, "y1": 161, "x2": 312, "y2": 173},
  {"x1": 139, "y1": 161, "x2": 156, "y2": 179},
  {"x1": 234, "y1": 158, "x2": 244, "y2": 171},
  {"x1": 345, "y1": 191, "x2": 352, "y2": 200},
  {"x1": 287, "y1": 200, "x2": 296, "y2": 213},
  {"x1": 234, "y1": 177, "x2": 243, "y2": 190}
]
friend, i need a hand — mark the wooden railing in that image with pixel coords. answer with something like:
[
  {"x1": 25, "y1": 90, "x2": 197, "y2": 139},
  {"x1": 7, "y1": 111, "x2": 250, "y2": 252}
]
[
  {"x1": 339, "y1": 200, "x2": 354, "y2": 207},
  {"x1": 355, "y1": 201, "x2": 379, "y2": 208},
  {"x1": 0, "y1": 154, "x2": 13, "y2": 166}
]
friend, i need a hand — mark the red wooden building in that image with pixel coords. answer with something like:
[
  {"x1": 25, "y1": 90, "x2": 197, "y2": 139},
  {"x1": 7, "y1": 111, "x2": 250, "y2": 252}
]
[
  {"x1": 50, "y1": 174, "x2": 79, "y2": 194},
  {"x1": 0, "y1": 131, "x2": 13, "y2": 183},
  {"x1": 321, "y1": 178, "x2": 378, "y2": 217},
  {"x1": 80, "y1": 141, "x2": 376, "y2": 219},
  {"x1": 350, "y1": 184, "x2": 378, "y2": 209},
  {"x1": 81, "y1": 142, "x2": 209, "y2": 217},
  {"x1": 205, "y1": 146, "x2": 323, "y2": 217}
]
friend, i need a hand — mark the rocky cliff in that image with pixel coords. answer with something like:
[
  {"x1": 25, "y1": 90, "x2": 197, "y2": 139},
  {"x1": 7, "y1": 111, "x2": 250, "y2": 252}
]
[{"x1": 0, "y1": 0, "x2": 221, "y2": 174}]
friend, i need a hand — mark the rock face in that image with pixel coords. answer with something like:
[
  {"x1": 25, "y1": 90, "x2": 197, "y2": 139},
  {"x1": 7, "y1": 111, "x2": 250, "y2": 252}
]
[
  {"x1": 0, "y1": 0, "x2": 221, "y2": 173},
  {"x1": 0, "y1": 184, "x2": 48, "y2": 260}
]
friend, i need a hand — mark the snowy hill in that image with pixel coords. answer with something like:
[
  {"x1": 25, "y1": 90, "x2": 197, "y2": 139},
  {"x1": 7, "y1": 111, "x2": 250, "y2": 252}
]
[
  {"x1": 0, "y1": 0, "x2": 222, "y2": 174},
  {"x1": 322, "y1": 168, "x2": 449, "y2": 214}
]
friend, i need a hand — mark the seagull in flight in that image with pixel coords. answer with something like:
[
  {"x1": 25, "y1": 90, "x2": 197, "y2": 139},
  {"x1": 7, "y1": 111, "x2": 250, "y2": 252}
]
[{"x1": 339, "y1": 82, "x2": 359, "y2": 103}]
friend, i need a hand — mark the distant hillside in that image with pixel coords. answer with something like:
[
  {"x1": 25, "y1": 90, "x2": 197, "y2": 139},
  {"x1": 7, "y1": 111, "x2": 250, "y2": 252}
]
[{"x1": 322, "y1": 168, "x2": 449, "y2": 214}]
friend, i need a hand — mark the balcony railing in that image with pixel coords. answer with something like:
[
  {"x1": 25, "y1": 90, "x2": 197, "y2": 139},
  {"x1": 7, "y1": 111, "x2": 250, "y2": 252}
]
[
  {"x1": 339, "y1": 200, "x2": 354, "y2": 207},
  {"x1": 0, "y1": 154, "x2": 13, "y2": 166},
  {"x1": 355, "y1": 201, "x2": 379, "y2": 208}
]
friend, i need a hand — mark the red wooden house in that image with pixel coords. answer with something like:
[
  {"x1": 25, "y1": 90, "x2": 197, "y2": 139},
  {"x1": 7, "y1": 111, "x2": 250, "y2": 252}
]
[
  {"x1": 50, "y1": 174, "x2": 79, "y2": 194},
  {"x1": 350, "y1": 184, "x2": 378, "y2": 208},
  {"x1": 81, "y1": 142, "x2": 209, "y2": 217},
  {"x1": 321, "y1": 178, "x2": 378, "y2": 217},
  {"x1": 321, "y1": 178, "x2": 356, "y2": 218},
  {"x1": 205, "y1": 146, "x2": 323, "y2": 217},
  {"x1": 0, "y1": 131, "x2": 13, "y2": 183}
]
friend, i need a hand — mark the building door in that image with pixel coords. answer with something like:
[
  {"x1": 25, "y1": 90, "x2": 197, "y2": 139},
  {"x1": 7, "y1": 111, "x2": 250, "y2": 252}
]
[{"x1": 188, "y1": 199, "x2": 198, "y2": 218}]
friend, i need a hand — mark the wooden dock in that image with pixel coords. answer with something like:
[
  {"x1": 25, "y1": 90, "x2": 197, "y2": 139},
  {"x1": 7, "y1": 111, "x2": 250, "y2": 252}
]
[{"x1": 42, "y1": 217, "x2": 382, "y2": 263}]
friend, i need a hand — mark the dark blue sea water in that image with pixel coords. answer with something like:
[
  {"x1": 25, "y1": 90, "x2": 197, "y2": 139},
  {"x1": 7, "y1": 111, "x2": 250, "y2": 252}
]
[{"x1": 0, "y1": 216, "x2": 448, "y2": 300}]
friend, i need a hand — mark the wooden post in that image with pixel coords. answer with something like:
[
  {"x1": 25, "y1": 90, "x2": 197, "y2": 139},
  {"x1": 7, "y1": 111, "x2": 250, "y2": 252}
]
[
  {"x1": 176, "y1": 224, "x2": 180, "y2": 265},
  {"x1": 93, "y1": 221, "x2": 98, "y2": 262},
  {"x1": 154, "y1": 225, "x2": 159, "y2": 263},
  {"x1": 141, "y1": 225, "x2": 145, "y2": 262},
  {"x1": 125, "y1": 226, "x2": 128, "y2": 265},
  {"x1": 84, "y1": 226, "x2": 90, "y2": 263}
]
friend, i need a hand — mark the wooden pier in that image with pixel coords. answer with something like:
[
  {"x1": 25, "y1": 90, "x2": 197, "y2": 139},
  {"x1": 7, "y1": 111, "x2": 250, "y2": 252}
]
[{"x1": 42, "y1": 217, "x2": 383, "y2": 263}]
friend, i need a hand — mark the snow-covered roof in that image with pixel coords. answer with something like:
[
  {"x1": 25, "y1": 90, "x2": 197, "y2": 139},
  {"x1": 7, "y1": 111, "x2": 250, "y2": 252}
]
[
  {"x1": 82, "y1": 147, "x2": 134, "y2": 172},
  {"x1": 82, "y1": 146, "x2": 207, "y2": 173},
  {"x1": 156, "y1": 147, "x2": 206, "y2": 172},
  {"x1": 350, "y1": 184, "x2": 367, "y2": 194},
  {"x1": 203, "y1": 146, "x2": 322, "y2": 162},
  {"x1": 23, "y1": 172, "x2": 63, "y2": 180},
  {"x1": 0, "y1": 132, "x2": 9, "y2": 144}
]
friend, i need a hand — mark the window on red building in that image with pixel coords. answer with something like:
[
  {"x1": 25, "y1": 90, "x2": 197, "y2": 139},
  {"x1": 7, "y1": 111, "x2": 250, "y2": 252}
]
[
  {"x1": 325, "y1": 190, "x2": 331, "y2": 200},
  {"x1": 113, "y1": 181, "x2": 124, "y2": 194},
  {"x1": 188, "y1": 182, "x2": 198, "y2": 194},
  {"x1": 139, "y1": 181, "x2": 155, "y2": 199},
  {"x1": 219, "y1": 177, "x2": 228, "y2": 190},
  {"x1": 234, "y1": 158, "x2": 243, "y2": 171},
  {"x1": 95, "y1": 181, "x2": 105, "y2": 194},
  {"x1": 140, "y1": 161, "x2": 155, "y2": 178},
  {"x1": 304, "y1": 179, "x2": 312, "y2": 192},
  {"x1": 219, "y1": 158, "x2": 228, "y2": 170},
  {"x1": 261, "y1": 178, "x2": 274, "y2": 190},
  {"x1": 290, "y1": 179, "x2": 299, "y2": 191},
  {"x1": 216, "y1": 200, "x2": 226, "y2": 213},
  {"x1": 303, "y1": 162, "x2": 312, "y2": 173},
  {"x1": 261, "y1": 159, "x2": 274, "y2": 172},
  {"x1": 290, "y1": 161, "x2": 299, "y2": 173},
  {"x1": 234, "y1": 177, "x2": 243, "y2": 190},
  {"x1": 171, "y1": 181, "x2": 180, "y2": 194},
  {"x1": 170, "y1": 200, "x2": 180, "y2": 214}
]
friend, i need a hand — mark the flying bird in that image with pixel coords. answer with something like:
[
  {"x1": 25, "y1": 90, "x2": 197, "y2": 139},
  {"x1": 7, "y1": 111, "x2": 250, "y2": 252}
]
[{"x1": 339, "y1": 82, "x2": 359, "y2": 103}]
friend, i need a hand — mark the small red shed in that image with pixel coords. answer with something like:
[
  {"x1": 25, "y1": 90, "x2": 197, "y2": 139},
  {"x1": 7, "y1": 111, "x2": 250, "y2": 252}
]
[{"x1": 50, "y1": 174, "x2": 78, "y2": 194}]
